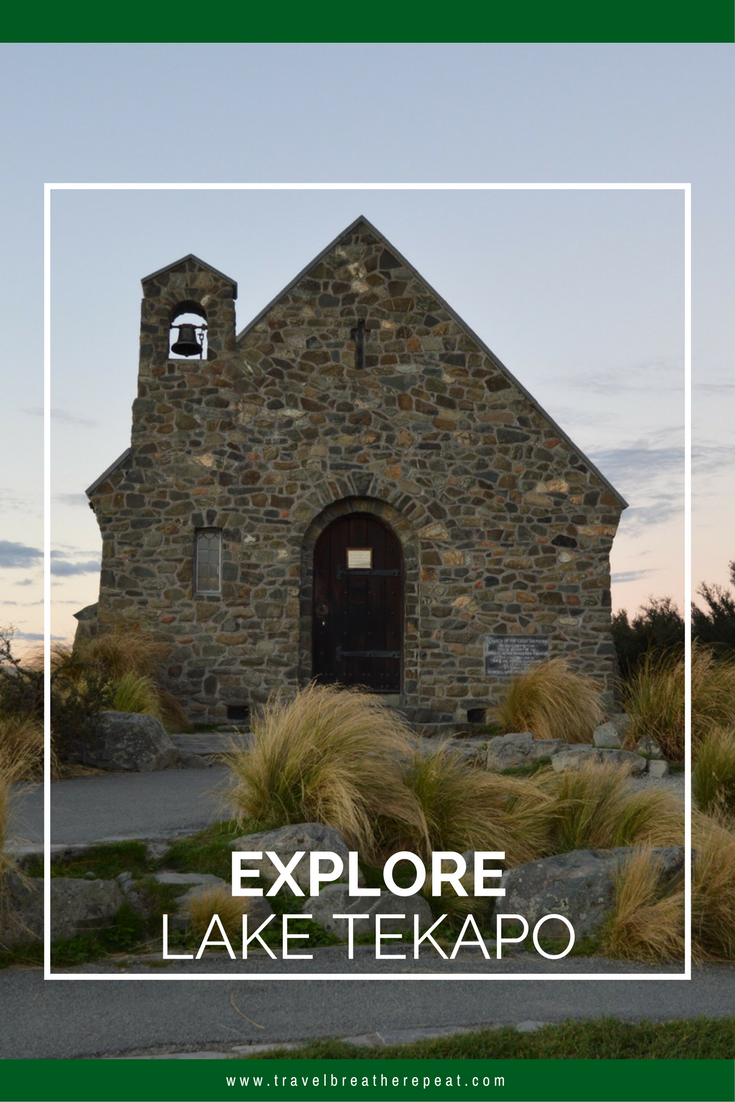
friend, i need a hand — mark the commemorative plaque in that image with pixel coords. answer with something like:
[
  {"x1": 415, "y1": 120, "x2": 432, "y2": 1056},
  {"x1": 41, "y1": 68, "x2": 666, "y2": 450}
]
[{"x1": 484, "y1": 634, "x2": 550, "y2": 676}]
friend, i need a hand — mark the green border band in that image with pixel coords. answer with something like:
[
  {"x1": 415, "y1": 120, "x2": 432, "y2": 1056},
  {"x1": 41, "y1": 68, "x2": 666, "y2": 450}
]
[
  {"x1": 2, "y1": 0, "x2": 734, "y2": 43},
  {"x1": 0, "y1": 1058, "x2": 732, "y2": 1102}
]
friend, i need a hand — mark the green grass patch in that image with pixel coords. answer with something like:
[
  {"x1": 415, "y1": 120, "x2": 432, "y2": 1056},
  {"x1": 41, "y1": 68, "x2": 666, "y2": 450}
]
[
  {"x1": 249, "y1": 1016, "x2": 735, "y2": 1060},
  {"x1": 49, "y1": 903, "x2": 149, "y2": 967},
  {"x1": 27, "y1": 841, "x2": 150, "y2": 881},
  {"x1": 160, "y1": 819, "x2": 254, "y2": 880},
  {"x1": 0, "y1": 941, "x2": 44, "y2": 969}
]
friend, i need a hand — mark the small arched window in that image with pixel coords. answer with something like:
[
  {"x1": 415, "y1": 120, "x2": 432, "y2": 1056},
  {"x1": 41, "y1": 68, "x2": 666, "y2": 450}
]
[
  {"x1": 195, "y1": 528, "x2": 221, "y2": 594},
  {"x1": 169, "y1": 301, "x2": 207, "y2": 360}
]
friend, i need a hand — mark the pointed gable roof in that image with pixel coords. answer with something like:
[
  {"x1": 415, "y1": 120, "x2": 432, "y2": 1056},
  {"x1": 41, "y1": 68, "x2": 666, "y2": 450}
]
[
  {"x1": 142, "y1": 254, "x2": 238, "y2": 298},
  {"x1": 237, "y1": 215, "x2": 627, "y2": 509}
]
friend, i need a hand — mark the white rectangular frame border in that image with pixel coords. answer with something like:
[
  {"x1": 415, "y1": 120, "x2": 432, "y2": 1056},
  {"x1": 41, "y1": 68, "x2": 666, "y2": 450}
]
[{"x1": 44, "y1": 181, "x2": 692, "y2": 982}]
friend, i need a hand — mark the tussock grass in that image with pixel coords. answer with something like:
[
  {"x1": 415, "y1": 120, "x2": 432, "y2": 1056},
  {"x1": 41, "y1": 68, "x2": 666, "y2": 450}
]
[
  {"x1": 402, "y1": 743, "x2": 552, "y2": 866},
  {"x1": 693, "y1": 726, "x2": 735, "y2": 816},
  {"x1": 186, "y1": 887, "x2": 252, "y2": 941},
  {"x1": 691, "y1": 647, "x2": 735, "y2": 745},
  {"x1": 621, "y1": 651, "x2": 683, "y2": 762},
  {"x1": 227, "y1": 684, "x2": 427, "y2": 862},
  {"x1": 487, "y1": 658, "x2": 603, "y2": 743},
  {"x1": 692, "y1": 811, "x2": 735, "y2": 961},
  {"x1": 541, "y1": 760, "x2": 683, "y2": 853},
  {"x1": 624, "y1": 645, "x2": 735, "y2": 764},
  {"x1": 1, "y1": 713, "x2": 46, "y2": 890},
  {"x1": 600, "y1": 849, "x2": 684, "y2": 962},
  {"x1": 0, "y1": 773, "x2": 13, "y2": 882},
  {"x1": 112, "y1": 672, "x2": 164, "y2": 719},
  {"x1": 0, "y1": 714, "x2": 43, "y2": 782},
  {"x1": 75, "y1": 623, "x2": 170, "y2": 681}
]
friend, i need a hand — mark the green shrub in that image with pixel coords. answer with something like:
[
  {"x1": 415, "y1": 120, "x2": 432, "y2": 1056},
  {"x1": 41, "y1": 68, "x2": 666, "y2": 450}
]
[{"x1": 487, "y1": 658, "x2": 603, "y2": 743}]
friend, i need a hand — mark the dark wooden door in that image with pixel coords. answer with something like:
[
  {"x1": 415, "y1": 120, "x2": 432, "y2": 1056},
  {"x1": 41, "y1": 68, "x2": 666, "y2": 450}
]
[{"x1": 312, "y1": 514, "x2": 402, "y2": 692}]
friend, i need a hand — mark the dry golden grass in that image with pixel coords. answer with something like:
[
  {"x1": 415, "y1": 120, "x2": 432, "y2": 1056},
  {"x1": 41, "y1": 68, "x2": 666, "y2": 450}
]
[
  {"x1": 112, "y1": 672, "x2": 164, "y2": 719},
  {"x1": 402, "y1": 742, "x2": 552, "y2": 866},
  {"x1": 0, "y1": 730, "x2": 41, "y2": 886},
  {"x1": 75, "y1": 624, "x2": 171, "y2": 681},
  {"x1": 600, "y1": 849, "x2": 684, "y2": 962},
  {"x1": 0, "y1": 713, "x2": 44, "y2": 782},
  {"x1": 185, "y1": 886, "x2": 253, "y2": 941},
  {"x1": 540, "y1": 760, "x2": 684, "y2": 853},
  {"x1": 691, "y1": 646, "x2": 735, "y2": 745},
  {"x1": 0, "y1": 772, "x2": 13, "y2": 882},
  {"x1": 693, "y1": 726, "x2": 735, "y2": 816},
  {"x1": 227, "y1": 683, "x2": 427, "y2": 862},
  {"x1": 622, "y1": 651, "x2": 683, "y2": 761},
  {"x1": 692, "y1": 811, "x2": 735, "y2": 961},
  {"x1": 623, "y1": 645, "x2": 735, "y2": 764},
  {"x1": 487, "y1": 658, "x2": 604, "y2": 743}
]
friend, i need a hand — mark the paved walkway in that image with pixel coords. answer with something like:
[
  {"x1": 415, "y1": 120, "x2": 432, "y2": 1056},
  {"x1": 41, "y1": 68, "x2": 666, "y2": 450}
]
[
  {"x1": 0, "y1": 961, "x2": 732, "y2": 1059},
  {"x1": 9, "y1": 766, "x2": 234, "y2": 849}
]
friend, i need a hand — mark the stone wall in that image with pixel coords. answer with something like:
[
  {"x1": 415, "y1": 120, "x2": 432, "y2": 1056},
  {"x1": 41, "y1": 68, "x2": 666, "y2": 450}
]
[{"x1": 88, "y1": 221, "x2": 624, "y2": 723}]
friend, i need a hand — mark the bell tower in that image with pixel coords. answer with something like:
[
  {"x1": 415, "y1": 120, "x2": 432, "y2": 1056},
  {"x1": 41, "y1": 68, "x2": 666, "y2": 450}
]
[
  {"x1": 131, "y1": 254, "x2": 238, "y2": 450},
  {"x1": 137, "y1": 254, "x2": 237, "y2": 379}
]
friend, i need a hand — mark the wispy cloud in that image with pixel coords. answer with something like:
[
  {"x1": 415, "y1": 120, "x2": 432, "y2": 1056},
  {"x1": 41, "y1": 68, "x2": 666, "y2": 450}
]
[
  {"x1": 617, "y1": 493, "x2": 683, "y2": 538},
  {"x1": 561, "y1": 357, "x2": 684, "y2": 396},
  {"x1": 0, "y1": 488, "x2": 40, "y2": 514},
  {"x1": 588, "y1": 445, "x2": 684, "y2": 489},
  {"x1": 693, "y1": 444, "x2": 735, "y2": 476},
  {"x1": 612, "y1": 569, "x2": 654, "y2": 584},
  {"x1": 50, "y1": 559, "x2": 100, "y2": 577},
  {"x1": 54, "y1": 493, "x2": 89, "y2": 507},
  {"x1": 0, "y1": 541, "x2": 43, "y2": 569},
  {"x1": 22, "y1": 407, "x2": 98, "y2": 429}
]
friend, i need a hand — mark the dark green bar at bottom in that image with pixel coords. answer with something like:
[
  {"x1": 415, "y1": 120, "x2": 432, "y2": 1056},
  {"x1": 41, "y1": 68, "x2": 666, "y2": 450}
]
[{"x1": 1, "y1": 1058, "x2": 732, "y2": 1102}]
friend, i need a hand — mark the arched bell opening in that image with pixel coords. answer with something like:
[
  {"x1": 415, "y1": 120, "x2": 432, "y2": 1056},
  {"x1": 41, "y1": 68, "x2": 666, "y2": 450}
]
[{"x1": 168, "y1": 301, "x2": 208, "y2": 359}]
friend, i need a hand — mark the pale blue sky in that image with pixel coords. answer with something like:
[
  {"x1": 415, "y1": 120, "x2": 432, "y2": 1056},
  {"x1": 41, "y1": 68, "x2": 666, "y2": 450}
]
[{"x1": 0, "y1": 43, "x2": 731, "y2": 645}]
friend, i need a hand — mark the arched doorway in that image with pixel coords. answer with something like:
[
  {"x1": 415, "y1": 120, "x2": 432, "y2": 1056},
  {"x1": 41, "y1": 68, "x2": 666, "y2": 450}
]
[{"x1": 312, "y1": 513, "x2": 403, "y2": 692}]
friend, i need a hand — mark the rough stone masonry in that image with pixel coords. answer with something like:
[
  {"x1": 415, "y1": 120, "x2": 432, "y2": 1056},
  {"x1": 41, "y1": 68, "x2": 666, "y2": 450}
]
[{"x1": 79, "y1": 215, "x2": 627, "y2": 725}]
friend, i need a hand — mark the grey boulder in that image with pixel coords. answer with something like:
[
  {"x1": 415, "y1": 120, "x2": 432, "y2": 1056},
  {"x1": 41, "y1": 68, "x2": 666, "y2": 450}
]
[
  {"x1": 0, "y1": 871, "x2": 44, "y2": 946},
  {"x1": 88, "y1": 712, "x2": 179, "y2": 772},
  {"x1": 50, "y1": 877, "x2": 126, "y2": 941},
  {"x1": 500, "y1": 846, "x2": 684, "y2": 939},
  {"x1": 230, "y1": 822, "x2": 361, "y2": 894},
  {"x1": 486, "y1": 732, "x2": 568, "y2": 771},
  {"x1": 551, "y1": 746, "x2": 646, "y2": 775},
  {"x1": 592, "y1": 723, "x2": 623, "y2": 749},
  {"x1": 636, "y1": 734, "x2": 665, "y2": 760}
]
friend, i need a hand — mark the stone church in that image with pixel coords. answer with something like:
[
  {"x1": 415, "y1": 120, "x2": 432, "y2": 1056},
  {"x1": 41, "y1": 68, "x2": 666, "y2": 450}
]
[{"x1": 80, "y1": 216, "x2": 626, "y2": 725}]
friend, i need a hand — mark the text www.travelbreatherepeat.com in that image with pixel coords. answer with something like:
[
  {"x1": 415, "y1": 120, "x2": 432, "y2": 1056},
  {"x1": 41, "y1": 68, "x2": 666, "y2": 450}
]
[{"x1": 225, "y1": 1071, "x2": 505, "y2": 1090}]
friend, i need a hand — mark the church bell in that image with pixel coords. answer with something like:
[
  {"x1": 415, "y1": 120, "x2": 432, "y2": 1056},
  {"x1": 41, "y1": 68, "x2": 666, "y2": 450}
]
[{"x1": 171, "y1": 323, "x2": 205, "y2": 357}]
